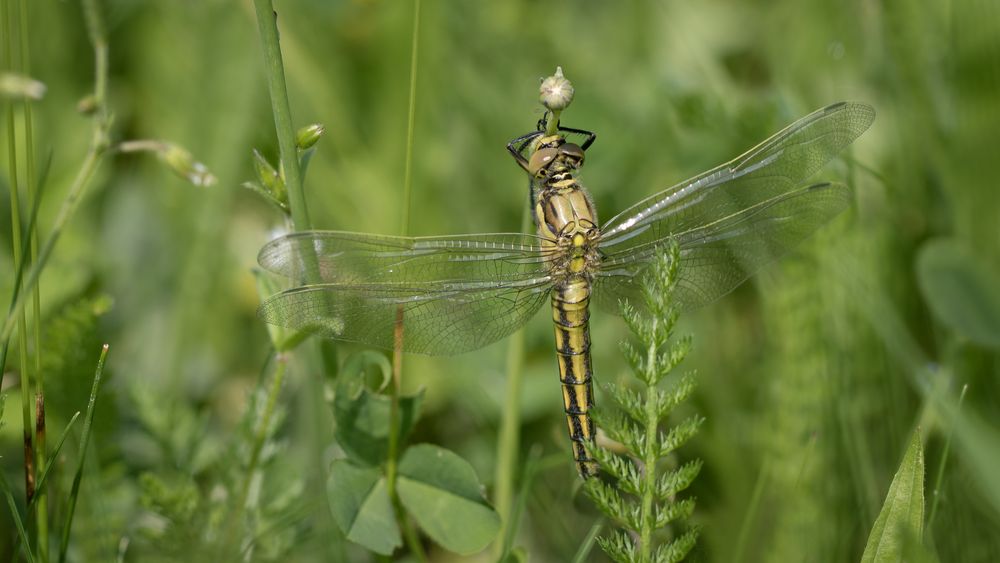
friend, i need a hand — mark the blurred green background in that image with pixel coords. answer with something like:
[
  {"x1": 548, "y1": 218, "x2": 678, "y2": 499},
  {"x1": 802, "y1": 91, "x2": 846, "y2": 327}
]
[{"x1": 2, "y1": 0, "x2": 999, "y2": 561}]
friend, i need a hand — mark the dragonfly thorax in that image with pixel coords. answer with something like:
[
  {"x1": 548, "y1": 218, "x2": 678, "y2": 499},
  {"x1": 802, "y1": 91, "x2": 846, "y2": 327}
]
[{"x1": 528, "y1": 138, "x2": 585, "y2": 179}]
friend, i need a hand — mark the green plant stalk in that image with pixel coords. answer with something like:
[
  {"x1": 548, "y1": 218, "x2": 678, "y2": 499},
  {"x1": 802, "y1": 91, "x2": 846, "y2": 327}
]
[
  {"x1": 3, "y1": 0, "x2": 37, "y2": 510},
  {"x1": 571, "y1": 520, "x2": 604, "y2": 563},
  {"x1": 492, "y1": 208, "x2": 531, "y2": 559},
  {"x1": 1, "y1": 469, "x2": 36, "y2": 563},
  {"x1": 18, "y1": 0, "x2": 47, "y2": 556},
  {"x1": 545, "y1": 109, "x2": 561, "y2": 136},
  {"x1": 733, "y1": 460, "x2": 769, "y2": 563},
  {"x1": 251, "y1": 0, "x2": 310, "y2": 231},
  {"x1": 226, "y1": 355, "x2": 288, "y2": 552},
  {"x1": 1, "y1": 0, "x2": 111, "y2": 345},
  {"x1": 386, "y1": 3, "x2": 424, "y2": 560},
  {"x1": 638, "y1": 336, "x2": 659, "y2": 562},
  {"x1": 9, "y1": 412, "x2": 81, "y2": 561},
  {"x1": 58, "y1": 344, "x2": 108, "y2": 563},
  {"x1": 399, "y1": 0, "x2": 420, "y2": 235},
  {"x1": 928, "y1": 384, "x2": 967, "y2": 528}
]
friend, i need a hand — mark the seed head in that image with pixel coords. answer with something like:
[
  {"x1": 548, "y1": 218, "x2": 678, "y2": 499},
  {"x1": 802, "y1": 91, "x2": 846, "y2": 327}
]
[
  {"x1": 296, "y1": 123, "x2": 325, "y2": 150},
  {"x1": 539, "y1": 66, "x2": 574, "y2": 111}
]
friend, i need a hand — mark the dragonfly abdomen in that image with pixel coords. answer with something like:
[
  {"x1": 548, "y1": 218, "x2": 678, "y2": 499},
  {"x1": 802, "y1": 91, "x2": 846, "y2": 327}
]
[{"x1": 551, "y1": 276, "x2": 597, "y2": 478}]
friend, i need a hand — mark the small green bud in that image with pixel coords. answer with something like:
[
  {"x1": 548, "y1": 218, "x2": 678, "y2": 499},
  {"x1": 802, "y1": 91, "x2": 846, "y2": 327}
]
[
  {"x1": 539, "y1": 66, "x2": 574, "y2": 111},
  {"x1": 77, "y1": 95, "x2": 97, "y2": 115},
  {"x1": 0, "y1": 72, "x2": 46, "y2": 100},
  {"x1": 160, "y1": 143, "x2": 217, "y2": 187},
  {"x1": 296, "y1": 123, "x2": 325, "y2": 150},
  {"x1": 253, "y1": 149, "x2": 286, "y2": 203},
  {"x1": 117, "y1": 140, "x2": 218, "y2": 187}
]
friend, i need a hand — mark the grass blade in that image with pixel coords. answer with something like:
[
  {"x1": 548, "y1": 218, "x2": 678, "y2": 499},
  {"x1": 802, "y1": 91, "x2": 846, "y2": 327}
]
[
  {"x1": 0, "y1": 469, "x2": 36, "y2": 563},
  {"x1": 58, "y1": 344, "x2": 109, "y2": 563},
  {"x1": 32, "y1": 411, "x2": 82, "y2": 504}
]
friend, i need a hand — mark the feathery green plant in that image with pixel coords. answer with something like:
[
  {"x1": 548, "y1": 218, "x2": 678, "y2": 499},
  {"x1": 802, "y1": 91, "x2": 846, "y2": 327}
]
[{"x1": 585, "y1": 242, "x2": 703, "y2": 563}]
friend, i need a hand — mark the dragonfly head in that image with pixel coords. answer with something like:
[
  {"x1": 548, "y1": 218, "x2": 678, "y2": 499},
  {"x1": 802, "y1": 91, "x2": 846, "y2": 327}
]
[{"x1": 527, "y1": 140, "x2": 586, "y2": 178}]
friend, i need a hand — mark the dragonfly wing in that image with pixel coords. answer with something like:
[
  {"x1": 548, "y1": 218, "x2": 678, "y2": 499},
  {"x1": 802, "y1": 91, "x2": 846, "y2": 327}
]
[
  {"x1": 599, "y1": 102, "x2": 874, "y2": 249},
  {"x1": 258, "y1": 277, "x2": 552, "y2": 355},
  {"x1": 592, "y1": 101, "x2": 873, "y2": 314},
  {"x1": 259, "y1": 231, "x2": 554, "y2": 285},
  {"x1": 594, "y1": 182, "x2": 852, "y2": 312}
]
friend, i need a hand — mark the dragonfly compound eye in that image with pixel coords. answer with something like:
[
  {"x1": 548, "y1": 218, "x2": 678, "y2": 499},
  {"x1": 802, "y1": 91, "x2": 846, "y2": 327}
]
[
  {"x1": 560, "y1": 143, "x2": 585, "y2": 167},
  {"x1": 528, "y1": 147, "x2": 560, "y2": 177}
]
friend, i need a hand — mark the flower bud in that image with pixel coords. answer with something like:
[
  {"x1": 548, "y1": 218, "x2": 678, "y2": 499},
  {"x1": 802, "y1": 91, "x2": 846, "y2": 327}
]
[
  {"x1": 539, "y1": 66, "x2": 574, "y2": 111},
  {"x1": 296, "y1": 123, "x2": 325, "y2": 150},
  {"x1": 160, "y1": 143, "x2": 217, "y2": 187},
  {"x1": 253, "y1": 149, "x2": 286, "y2": 202},
  {"x1": 76, "y1": 95, "x2": 98, "y2": 115},
  {"x1": 0, "y1": 72, "x2": 46, "y2": 100}
]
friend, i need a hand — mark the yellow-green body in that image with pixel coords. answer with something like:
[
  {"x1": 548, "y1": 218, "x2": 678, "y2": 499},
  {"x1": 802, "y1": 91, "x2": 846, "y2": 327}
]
[{"x1": 530, "y1": 134, "x2": 602, "y2": 477}]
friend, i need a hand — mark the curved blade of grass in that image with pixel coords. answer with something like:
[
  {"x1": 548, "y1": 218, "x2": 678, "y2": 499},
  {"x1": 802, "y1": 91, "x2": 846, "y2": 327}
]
[
  {"x1": 32, "y1": 411, "x2": 81, "y2": 505},
  {"x1": 0, "y1": 470, "x2": 36, "y2": 563},
  {"x1": 0, "y1": 146, "x2": 52, "y2": 375},
  {"x1": 570, "y1": 519, "x2": 603, "y2": 563},
  {"x1": 928, "y1": 384, "x2": 967, "y2": 528},
  {"x1": 8, "y1": 411, "x2": 82, "y2": 559},
  {"x1": 58, "y1": 343, "x2": 109, "y2": 563}
]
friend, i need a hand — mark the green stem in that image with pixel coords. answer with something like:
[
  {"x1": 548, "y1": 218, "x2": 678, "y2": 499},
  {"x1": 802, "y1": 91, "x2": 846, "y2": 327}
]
[
  {"x1": 545, "y1": 109, "x2": 562, "y2": 136},
  {"x1": 59, "y1": 344, "x2": 109, "y2": 563},
  {"x1": 251, "y1": 0, "x2": 310, "y2": 231},
  {"x1": 493, "y1": 207, "x2": 531, "y2": 559},
  {"x1": 387, "y1": 3, "x2": 423, "y2": 559},
  {"x1": 3, "y1": 0, "x2": 37, "y2": 511},
  {"x1": 1, "y1": 0, "x2": 110, "y2": 345},
  {"x1": 927, "y1": 384, "x2": 967, "y2": 528},
  {"x1": 733, "y1": 460, "x2": 769, "y2": 563},
  {"x1": 639, "y1": 336, "x2": 659, "y2": 562},
  {"x1": 226, "y1": 355, "x2": 289, "y2": 552},
  {"x1": 18, "y1": 0, "x2": 47, "y2": 556},
  {"x1": 399, "y1": 0, "x2": 420, "y2": 235}
]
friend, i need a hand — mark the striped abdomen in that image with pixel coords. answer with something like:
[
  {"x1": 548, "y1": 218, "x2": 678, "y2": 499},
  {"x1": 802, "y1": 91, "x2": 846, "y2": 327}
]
[{"x1": 551, "y1": 276, "x2": 597, "y2": 478}]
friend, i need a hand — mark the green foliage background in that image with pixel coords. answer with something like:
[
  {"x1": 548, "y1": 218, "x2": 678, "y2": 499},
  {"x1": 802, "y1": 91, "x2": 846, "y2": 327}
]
[{"x1": 2, "y1": 0, "x2": 999, "y2": 561}]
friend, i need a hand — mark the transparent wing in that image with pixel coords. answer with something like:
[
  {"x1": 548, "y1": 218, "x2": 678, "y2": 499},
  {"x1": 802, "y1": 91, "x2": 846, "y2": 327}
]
[
  {"x1": 595, "y1": 182, "x2": 853, "y2": 312},
  {"x1": 258, "y1": 277, "x2": 552, "y2": 355},
  {"x1": 600, "y1": 102, "x2": 874, "y2": 249},
  {"x1": 259, "y1": 231, "x2": 555, "y2": 285},
  {"x1": 591, "y1": 101, "x2": 873, "y2": 313}
]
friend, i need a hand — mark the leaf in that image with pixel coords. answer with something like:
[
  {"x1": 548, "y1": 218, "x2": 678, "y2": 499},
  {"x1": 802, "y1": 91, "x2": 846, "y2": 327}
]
[
  {"x1": 333, "y1": 351, "x2": 424, "y2": 466},
  {"x1": 396, "y1": 444, "x2": 500, "y2": 555},
  {"x1": 326, "y1": 460, "x2": 400, "y2": 555},
  {"x1": 917, "y1": 238, "x2": 1000, "y2": 348},
  {"x1": 861, "y1": 430, "x2": 925, "y2": 563}
]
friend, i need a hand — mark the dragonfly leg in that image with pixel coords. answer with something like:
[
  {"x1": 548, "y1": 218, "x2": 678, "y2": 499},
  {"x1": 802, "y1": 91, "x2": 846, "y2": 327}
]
[
  {"x1": 507, "y1": 130, "x2": 544, "y2": 173},
  {"x1": 557, "y1": 125, "x2": 597, "y2": 151}
]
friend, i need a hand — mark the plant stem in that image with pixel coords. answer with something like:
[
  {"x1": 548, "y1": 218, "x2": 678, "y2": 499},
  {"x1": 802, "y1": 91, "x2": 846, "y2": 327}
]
[
  {"x1": 2, "y1": 0, "x2": 37, "y2": 511},
  {"x1": 59, "y1": 344, "x2": 109, "y2": 563},
  {"x1": 1, "y1": 0, "x2": 111, "y2": 345},
  {"x1": 639, "y1": 337, "x2": 659, "y2": 562},
  {"x1": 387, "y1": 3, "x2": 423, "y2": 559},
  {"x1": 545, "y1": 109, "x2": 561, "y2": 136},
  {"x1": 251, "y1": 0, "x2": 310, "y2": 231},
  {"x1": 493, "y1": 208, "x2": 530, "y2": 559},
  {"x1": 928, "y1": 384, "x2": 967, "y2": 528},
  {"x1": 733, "y1": 460, "x2": 769, "y2": 563},
  {"x1": 18, "y1": 0, "x2": 47, "y2": 556},
  {"x1": 226, "y1": 354, "x2": 289, "y2": 553},
  {"x1": 399, "y1": 0, "x2": 420, "y2": 235}
]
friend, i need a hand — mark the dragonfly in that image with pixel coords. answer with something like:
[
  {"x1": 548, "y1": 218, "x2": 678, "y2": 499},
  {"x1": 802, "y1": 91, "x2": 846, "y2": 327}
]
[{"x1": 257, "y1": 101, "x2": 875, "y2": 478}]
